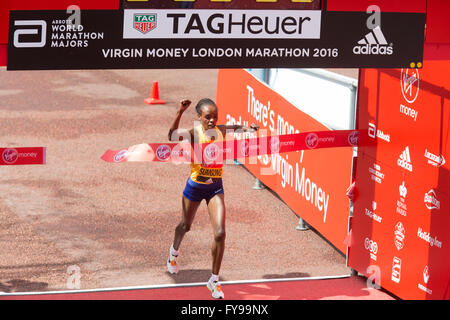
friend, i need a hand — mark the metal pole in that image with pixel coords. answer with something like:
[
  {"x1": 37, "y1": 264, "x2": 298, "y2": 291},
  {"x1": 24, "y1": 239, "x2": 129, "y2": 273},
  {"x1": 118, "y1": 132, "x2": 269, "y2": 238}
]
[
  {"x1": 252, "y1": 178, "x2": 265, "y2": 190},
  {"x1": 296, "y1": 217, "x2": 309, "y2": 231}
]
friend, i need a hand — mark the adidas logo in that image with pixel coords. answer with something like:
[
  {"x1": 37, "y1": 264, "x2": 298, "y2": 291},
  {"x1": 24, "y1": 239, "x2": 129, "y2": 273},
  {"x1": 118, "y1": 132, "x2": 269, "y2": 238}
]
[
  {"x1": 397, "y1": 146, "x2": 413, "y2": 172},
  {"x1": 353, "y1": 26, "x2": 393, "y2": 55}
]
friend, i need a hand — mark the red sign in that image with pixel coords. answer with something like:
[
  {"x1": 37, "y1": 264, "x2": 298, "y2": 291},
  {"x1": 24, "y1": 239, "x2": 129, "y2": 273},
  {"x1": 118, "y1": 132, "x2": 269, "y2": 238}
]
[
  {"x1": 216, "y1": 69, "x2": 354, "y2": 254},
  {"x1": 0, "y1": 147, "x2": 46, "y2": 165},
  {"x1": 349, "y1": 60, "x2": 450, "y2": 299}
]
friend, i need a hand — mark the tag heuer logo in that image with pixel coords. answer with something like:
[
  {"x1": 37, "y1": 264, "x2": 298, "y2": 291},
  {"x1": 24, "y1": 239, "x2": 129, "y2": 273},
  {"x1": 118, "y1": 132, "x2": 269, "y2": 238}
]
[{"x1": 134, "y1": 14, "x2": 157, "y2": 34}]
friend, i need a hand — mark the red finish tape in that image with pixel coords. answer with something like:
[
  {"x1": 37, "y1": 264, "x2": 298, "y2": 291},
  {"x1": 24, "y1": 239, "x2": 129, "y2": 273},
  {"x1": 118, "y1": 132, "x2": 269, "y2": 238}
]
[
  {"x1": 0, "y1": 147, "x2": 46, "y2": 165},
  {"x1": 101, "y1": 130, "x2": 362, "y2": 164}
]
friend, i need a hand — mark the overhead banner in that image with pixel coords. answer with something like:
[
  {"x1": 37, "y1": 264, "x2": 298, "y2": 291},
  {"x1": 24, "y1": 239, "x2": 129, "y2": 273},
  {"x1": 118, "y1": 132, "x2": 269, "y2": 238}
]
[
  {"x1": 122, "y1": 0, "x2": 321, "y2": 10},
  {"x1": 7, "y1": 8, "x2": 425, "y2": 70}
]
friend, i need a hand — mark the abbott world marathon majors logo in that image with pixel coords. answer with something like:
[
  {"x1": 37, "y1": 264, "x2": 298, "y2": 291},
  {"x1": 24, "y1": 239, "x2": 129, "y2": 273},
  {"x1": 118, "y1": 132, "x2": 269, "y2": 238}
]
[
  {"x1": 123, "y1": 9, "x2": 322, "y2": 39},
  {"x1": 13, "y1": 18, "x2": 105, "y2": 49},
  {"x1": 13, "y1": 20, "x2": 47, "y2": 48},
  {"x1": 353, "y1": 25, "x2": 393, "y2": 55}
]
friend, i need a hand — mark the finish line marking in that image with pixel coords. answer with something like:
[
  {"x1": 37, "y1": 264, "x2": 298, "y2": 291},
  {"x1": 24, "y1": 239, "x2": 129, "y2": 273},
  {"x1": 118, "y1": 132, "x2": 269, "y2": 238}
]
[{"x1": 0, "y1": 273, "x2": 352, "y2": 296}]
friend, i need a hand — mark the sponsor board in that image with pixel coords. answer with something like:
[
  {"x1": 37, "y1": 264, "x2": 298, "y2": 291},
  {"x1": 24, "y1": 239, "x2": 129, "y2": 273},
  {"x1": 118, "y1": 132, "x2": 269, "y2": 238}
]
[
  {"x1": 217, "y1": 69, "x2": 353, "y2": 253},
  {"x1": 8, "y1": 10, "x2": 425, "y2": 70},
  {"x1": 351, "y1": 58, "x2": 449, "y2": 300}
]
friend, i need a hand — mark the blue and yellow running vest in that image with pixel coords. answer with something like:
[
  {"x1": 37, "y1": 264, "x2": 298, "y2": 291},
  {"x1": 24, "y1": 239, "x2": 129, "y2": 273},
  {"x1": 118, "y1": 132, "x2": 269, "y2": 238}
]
[{"x1": 190, "y1": 126, "x2": 223, "y2": 184}]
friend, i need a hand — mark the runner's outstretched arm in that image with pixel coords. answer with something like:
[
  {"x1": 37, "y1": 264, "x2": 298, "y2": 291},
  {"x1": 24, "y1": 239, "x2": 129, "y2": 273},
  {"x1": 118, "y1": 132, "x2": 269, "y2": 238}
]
[{"x1": 217, "y1": 123, "x2": 259, "y2": 135}]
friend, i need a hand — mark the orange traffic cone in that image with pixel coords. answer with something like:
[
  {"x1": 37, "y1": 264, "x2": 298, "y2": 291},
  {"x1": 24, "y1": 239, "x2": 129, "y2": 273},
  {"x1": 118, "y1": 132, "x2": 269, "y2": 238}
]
[{"x1": 144, "y1": 81, "x2": 166, "y2": 105}]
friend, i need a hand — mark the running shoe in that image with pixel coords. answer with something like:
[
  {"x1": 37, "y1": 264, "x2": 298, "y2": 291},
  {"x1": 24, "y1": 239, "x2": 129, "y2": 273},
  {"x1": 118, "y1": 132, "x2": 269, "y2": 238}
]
[
  {"x1": 167, "y1": 258, "x2": 179, "y2": 274},
  {"x1": 207, "y1": 280, "x2": 224, "y2": 299}
]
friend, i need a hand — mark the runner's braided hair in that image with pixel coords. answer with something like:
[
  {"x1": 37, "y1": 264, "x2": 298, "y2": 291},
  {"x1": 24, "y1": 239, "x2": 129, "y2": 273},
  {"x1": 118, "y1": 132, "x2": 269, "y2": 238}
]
[{"x1": 195, "y1": 98, "x2": 217, "y2": 115}]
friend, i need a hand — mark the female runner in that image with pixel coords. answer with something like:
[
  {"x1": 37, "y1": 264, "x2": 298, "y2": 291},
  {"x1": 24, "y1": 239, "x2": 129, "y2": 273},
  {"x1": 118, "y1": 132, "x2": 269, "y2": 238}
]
[{"x1": 166, "y1": 98, "x2": 258, "y2": 299}]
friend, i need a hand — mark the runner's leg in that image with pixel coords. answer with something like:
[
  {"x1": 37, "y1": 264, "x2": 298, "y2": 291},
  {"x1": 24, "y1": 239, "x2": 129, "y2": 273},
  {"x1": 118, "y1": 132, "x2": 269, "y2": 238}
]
[
  {"x1": 173, "y1": 196, "x2": 201, "y2": 250},
  {"x1": 206, "y1": 193, "x2": 226, "y2": 275}
]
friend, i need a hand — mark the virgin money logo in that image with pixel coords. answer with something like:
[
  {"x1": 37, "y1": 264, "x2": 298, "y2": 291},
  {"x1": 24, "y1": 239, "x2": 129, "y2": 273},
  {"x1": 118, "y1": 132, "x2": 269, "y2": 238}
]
[
  {"x1": 156, "y1": 145, "x2": 171, "y2": 161},
  {"x1": 305, "y1": 133, "x2": 318, "y2": 149},
  {"x1": 113, "y1": 149, "x2": 128, "y2": 162},
  {"x1": 400, "y1": 69, "x2": 420, "y2": 104},
  {"x1": 270, "y1": 137, "x2": 280, "y2": 153},
  {"x1": 240, "y1": 140, "x2": 249, "y2": 156},
  {"x1": 2, "y1": 148, "x2": 18, "y2": 164},
  {"x1": 171, "y1": 144, "x2": 190, "y2": 163},
  {"x1": 203, "y1": 143, "x2": 220, "y2": 162},
  {"x1": 348, "y1": 131, "x2": 359, "y2": 146}
]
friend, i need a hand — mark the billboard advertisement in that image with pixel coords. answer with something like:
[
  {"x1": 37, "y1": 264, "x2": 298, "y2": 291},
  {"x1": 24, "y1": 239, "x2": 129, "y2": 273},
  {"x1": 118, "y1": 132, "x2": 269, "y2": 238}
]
[
  {"x1": 217, "y1": 69, "x2": 354, "y2": 253},
  {"x1": 349, "y1": 61, "x2": 450, "y2": 299}
]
